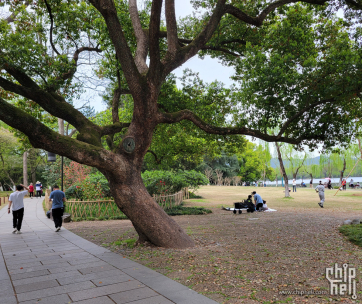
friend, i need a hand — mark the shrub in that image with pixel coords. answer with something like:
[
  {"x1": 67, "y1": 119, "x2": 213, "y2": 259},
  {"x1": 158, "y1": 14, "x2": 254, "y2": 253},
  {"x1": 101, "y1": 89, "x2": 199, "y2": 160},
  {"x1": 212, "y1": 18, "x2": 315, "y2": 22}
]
[
  {"x1": 65, "y1": 185, "x2": 83, "y2": 200},
  {"x1": 142, "y1": 170, "x2": 208, "y2": 195},
  {"x1": 166, "y1": 205, "x2": 212, "y2": 216}
]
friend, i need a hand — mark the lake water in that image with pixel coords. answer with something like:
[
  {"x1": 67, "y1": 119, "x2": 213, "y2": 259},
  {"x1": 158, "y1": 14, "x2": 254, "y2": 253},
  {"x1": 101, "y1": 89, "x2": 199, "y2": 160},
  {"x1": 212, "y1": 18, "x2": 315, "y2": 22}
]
[{"x1": 265, "y1": 176, "x2": 362, "y2": 185}]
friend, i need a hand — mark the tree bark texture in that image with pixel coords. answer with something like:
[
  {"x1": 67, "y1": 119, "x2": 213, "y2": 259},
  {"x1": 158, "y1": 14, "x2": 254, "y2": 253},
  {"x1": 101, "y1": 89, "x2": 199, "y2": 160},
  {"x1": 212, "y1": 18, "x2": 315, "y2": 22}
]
[
  {"x1": 275, "y1": 143, "x2": 289, "y2": 197},
  {"x1": 23, "y1": 151, "x2": 28, "y2": 187},
  {"x1": 103, "y1": 166, "x2": 194, "y2": 248}
]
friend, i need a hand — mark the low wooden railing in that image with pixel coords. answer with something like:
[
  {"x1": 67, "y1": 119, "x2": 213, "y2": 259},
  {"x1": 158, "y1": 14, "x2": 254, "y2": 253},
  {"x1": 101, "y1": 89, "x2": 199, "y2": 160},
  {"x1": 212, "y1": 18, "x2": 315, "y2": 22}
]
[
  {"x1": 62, "y1": 188, "x2": 190, "y2": 220},
  {"x1": 153, "y1": 187, "x2": 189, "y2": 210},
  {"x1": 0, "y1": 196, "x2": 9, "y2": 206},
  {"x1": 65, "y1": 199, "x2": 125, "y2": 219}
]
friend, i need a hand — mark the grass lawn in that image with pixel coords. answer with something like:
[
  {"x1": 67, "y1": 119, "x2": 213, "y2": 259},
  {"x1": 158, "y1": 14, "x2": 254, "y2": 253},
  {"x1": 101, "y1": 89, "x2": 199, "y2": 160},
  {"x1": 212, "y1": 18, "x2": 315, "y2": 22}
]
[
  {"x1": 66, "y1": 186, "x2": 362, "y2": 304},
  {"x1": 0, "y1": 191, "x2": 12, "y2": 197}
]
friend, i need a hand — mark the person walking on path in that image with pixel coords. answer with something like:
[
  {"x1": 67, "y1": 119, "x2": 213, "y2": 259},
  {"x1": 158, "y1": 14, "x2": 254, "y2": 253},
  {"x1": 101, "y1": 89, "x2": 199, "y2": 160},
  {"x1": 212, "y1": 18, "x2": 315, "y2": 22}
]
[
  {"x1": 310, "y1": 180, "x2": 313, "y2": 188},
  {"x1": 49, "y1": 185, "x2": 66, "y2": 232},
  {"x1": 8, "y1": 184, "x2": 30, "y2": 234},
  {"x1": 35, "y1": 181, "x2": 42, "y2": 198},
  {"x1": 315, "y1": 181, "x2": 325, "y2": 208},
  {"x1": 28, "y1": 183, "x2": 34, "y2": 198},
  {"x1": 292, "y1": 179, "x2": 297, "y2": 192}
]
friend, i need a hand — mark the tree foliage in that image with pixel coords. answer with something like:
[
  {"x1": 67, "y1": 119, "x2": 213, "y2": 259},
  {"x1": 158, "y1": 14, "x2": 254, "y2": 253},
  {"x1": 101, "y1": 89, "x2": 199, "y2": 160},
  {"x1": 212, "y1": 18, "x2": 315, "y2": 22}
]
[{"x1": 2, "y1": 0, "x2": 362, "y2": 248}]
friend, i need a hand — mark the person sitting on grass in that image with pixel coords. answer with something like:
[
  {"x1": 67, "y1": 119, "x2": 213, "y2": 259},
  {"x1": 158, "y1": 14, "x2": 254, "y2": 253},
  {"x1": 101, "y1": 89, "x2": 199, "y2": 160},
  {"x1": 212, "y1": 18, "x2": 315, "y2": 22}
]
[
  {"x1": 245, "y1": 195, "x2": 255, "y2": 210},
  {"x1": 221, "y1": 195, "x2": 255, "y2": 213}
]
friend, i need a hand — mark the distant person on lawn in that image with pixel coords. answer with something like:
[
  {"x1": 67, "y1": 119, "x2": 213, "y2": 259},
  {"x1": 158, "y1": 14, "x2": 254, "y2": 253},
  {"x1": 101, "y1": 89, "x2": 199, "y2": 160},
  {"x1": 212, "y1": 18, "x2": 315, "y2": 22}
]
[
  {"x1": 49, "y1": 185, "x2": 66, "y2": 232},
  {"x1": 315, "y1": 181, "x2": 325, "y2": 208},
  {"x1": 342, "y1": 179, "x2": 346, "y2": 191},
  {"x1": 252, "y1": 191, "x2": 264, "y2": 211},
  {"x1": 28, "y1": 183, "x2": 34, "y2": 198},
  {"x1": 8, "y1": 184, "x2": 30, "y2": 234}
]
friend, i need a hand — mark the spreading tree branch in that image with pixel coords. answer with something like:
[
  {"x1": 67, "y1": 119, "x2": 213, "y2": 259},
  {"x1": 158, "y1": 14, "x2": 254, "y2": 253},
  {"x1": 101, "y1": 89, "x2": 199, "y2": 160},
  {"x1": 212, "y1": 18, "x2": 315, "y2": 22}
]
[
  {"x1": 129, "y1": 0, "x2": 149, "y2": 74},
  {"x1": 43, "y1": 0, "x2": 61, "y2": 56},
  {"x1": 147, "y1": 150, "x2": 162, "y2": 164},
  {"x1": 0, "y1": 97, "x2": 111, "y2": 169},
  {"x1": 88, "y1": 0, "x2": 142, "y2": 93},
  {"x1": 159, "y1": 110, "x2": 302, "y2": 144},
  {"x1": 162, "y1": 0, "x2": 327, "y2": 77},
  {"x1": 165, "y1": 0, "x2": 179, "y2": 55},
  {"x1": 61, "y1": 47, "x2": 102, "y2": 81},
  {"x1": 101, "y1": 122, "x2": 131, "y2": 136},
  {"x1": 148, "y1": 0, "x2": 163, "y2": 80},
  {"x1": 0, "y1": 72, "x2": 99, "y2": 136},
  {"x1": 277, "y1": 98, "x2": 336, "y2": 137}
]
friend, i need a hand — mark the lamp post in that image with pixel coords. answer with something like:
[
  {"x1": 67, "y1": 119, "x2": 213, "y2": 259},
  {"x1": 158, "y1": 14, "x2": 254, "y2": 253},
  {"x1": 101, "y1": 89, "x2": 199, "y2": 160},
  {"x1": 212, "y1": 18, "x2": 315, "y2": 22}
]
[{"x1": 47, "y1": 152, "x2": 64, "y2": 191}]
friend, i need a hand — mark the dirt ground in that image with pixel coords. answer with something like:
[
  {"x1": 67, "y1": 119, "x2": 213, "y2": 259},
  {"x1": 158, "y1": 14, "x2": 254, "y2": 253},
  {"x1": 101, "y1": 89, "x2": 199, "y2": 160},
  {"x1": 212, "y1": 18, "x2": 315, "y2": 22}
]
[{"x1": 65, "y1": 186, "x2": 362, "y2": 304}]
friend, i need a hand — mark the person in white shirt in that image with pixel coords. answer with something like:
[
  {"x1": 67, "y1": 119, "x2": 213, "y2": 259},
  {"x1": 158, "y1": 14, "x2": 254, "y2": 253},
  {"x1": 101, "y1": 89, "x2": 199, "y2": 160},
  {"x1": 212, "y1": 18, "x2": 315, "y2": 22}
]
[
  {"x1": 315, "y1": 181, "x2": 325, "y2": 208},
  {"x1": 292, "y1": 179, "x2": 297, "y2": 192},
  {"x1": 8, "y1": 184, "x2": 30, "y2": 234}
]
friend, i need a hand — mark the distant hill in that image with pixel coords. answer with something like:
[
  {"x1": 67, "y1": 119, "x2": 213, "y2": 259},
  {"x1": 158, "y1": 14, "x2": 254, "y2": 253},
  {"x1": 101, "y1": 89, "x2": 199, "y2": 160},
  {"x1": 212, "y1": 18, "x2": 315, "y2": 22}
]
[{"x1": 270, "y1": 156, "x2": 320, "y2": 168}]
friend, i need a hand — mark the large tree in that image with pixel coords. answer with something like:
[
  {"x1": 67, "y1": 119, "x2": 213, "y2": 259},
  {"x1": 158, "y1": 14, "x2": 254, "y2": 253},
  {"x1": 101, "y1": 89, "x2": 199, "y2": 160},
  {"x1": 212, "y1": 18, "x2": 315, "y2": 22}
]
[{"x1": 1, "y1": 0, "x2": 362, "y2": 248}]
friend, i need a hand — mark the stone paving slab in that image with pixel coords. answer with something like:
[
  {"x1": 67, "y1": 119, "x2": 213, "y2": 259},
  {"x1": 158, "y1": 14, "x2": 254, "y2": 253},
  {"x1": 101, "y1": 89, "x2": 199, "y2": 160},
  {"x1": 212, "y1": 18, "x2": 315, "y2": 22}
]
[
  {"x1": 12, "y1": 270, "x2": 83, "y2": 287},
  {"x1": 19, "y1": 293, "x2": 72, "y2": 304},
  {"x1": 0, "y1": 198, "x2": 219, "y2": 304},
  {"x1": 73, "y1": 296, "x2": 117, "y2": 304},
  {"x1": 109, "y1": 286, "x2": 159, "y2": 304},
  {"x1": 17, "y1": 280, "x2": 96, "y2": 302},
  {"x1": 68, "y1": 280, "x2": 145, "y2": 302},
  {"x1": 57, "y1": 269, "x2": 126, "y2": 286}
]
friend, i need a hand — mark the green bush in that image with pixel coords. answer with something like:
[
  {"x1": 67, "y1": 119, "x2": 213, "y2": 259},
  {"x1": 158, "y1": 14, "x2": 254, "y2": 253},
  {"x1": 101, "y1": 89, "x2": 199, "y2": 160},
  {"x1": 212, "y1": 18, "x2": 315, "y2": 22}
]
[
  {"x1": 189, "y1": 192, "x2": 203, "y2": 199},
  {"x1": 65, "y1": 185, "x2": 83, "y2": 200},
  {"x1": 85, "y1": 172, "x2": 111, "y2": 197},
  {"x1": 166, "y1": 205, "x2": 212, "y2": 216},
  {"x1": 142, "y1": 170, "x2": 208, "y2": 195}
]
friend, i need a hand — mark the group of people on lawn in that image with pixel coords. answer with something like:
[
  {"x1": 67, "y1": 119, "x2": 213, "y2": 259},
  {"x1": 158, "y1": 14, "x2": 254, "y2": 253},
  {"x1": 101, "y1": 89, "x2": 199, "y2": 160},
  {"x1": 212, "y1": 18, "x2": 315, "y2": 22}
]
[
  {"x1": 222, "y1": 191, "x2": 270, "y2": 213},
  {"x1": 341, "y1": 179, "x2": 360, "y2": 190},
  {"x1": 7, "y1": 184, "x2": 66, "y2": 234}
]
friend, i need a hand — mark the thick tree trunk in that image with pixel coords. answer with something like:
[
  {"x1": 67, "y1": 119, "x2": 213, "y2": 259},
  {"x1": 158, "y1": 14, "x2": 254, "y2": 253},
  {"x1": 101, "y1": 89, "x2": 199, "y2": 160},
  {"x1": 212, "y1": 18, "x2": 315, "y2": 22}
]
[
  {"x1": 275, "y1": 143, "x2": 290, "y2": 197},
  {"x1": 103, "y1": 167, "x2": 194, "y2": 248},
  {"x1": 96, "y1": 91, "x2": 195, "y2": 248},
  {"x1": 23, "y1": 151, "x2": 28, "y2": 187}
]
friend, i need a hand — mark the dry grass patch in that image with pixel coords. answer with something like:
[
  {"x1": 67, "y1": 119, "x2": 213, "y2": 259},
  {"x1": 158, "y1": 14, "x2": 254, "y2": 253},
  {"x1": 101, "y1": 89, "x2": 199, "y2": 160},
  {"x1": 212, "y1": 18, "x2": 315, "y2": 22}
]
[{"x1": 66, "y1": 186, "x2": 362, "y2": 304}]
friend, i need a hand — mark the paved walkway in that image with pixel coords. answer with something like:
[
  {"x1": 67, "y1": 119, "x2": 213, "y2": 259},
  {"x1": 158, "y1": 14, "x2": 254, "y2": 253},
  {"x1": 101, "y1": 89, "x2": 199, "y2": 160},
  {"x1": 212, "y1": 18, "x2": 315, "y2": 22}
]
[{"x1": 0, "y1": 198, "x2": 218, "y2": 304}]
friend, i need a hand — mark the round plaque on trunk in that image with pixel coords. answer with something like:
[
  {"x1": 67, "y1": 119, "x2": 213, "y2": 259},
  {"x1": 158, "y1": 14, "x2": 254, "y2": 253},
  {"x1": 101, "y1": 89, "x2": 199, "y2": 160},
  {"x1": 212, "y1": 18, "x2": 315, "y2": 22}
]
[{"x1": 122, "y1": 137, "x2": 135, "y2": 153}]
